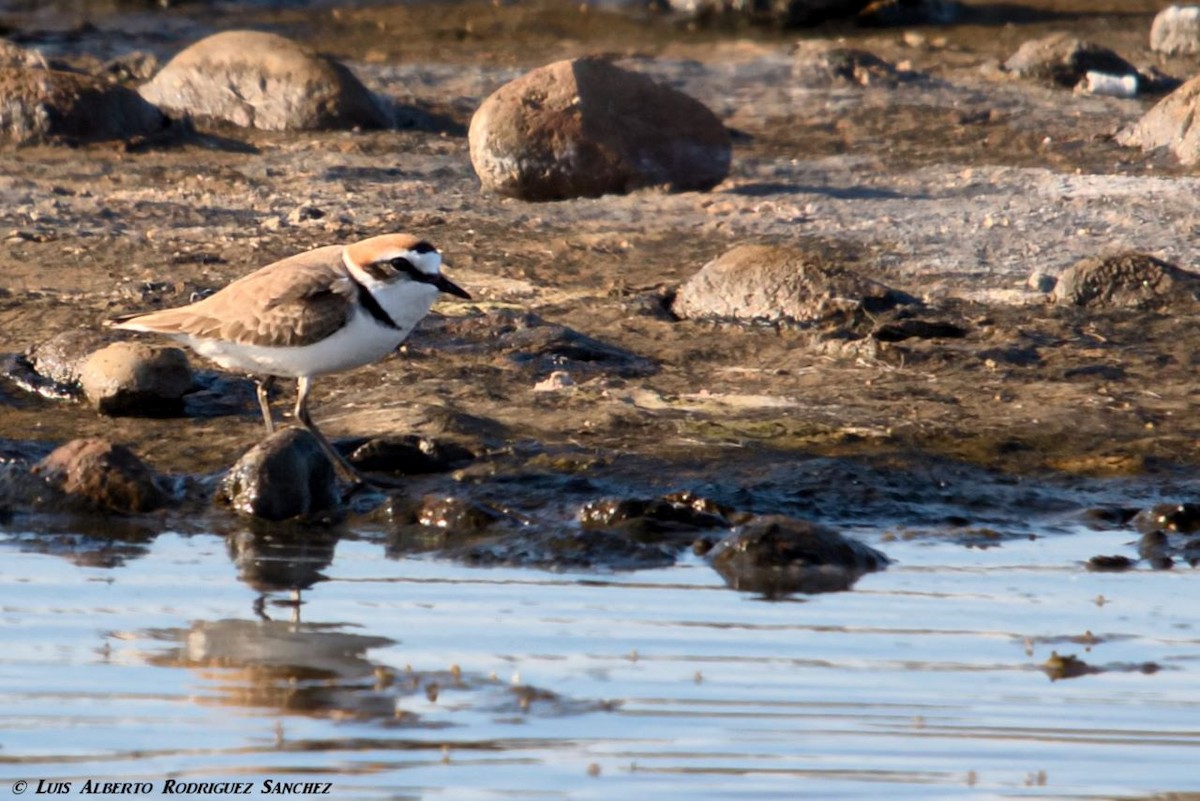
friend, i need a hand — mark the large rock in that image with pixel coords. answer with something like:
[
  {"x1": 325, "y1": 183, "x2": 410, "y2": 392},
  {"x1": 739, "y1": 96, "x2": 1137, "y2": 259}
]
[
  {"x1": 1004, "y1": 33, "x2": 1137, "y2": 88},
  {"x1": 0, "y1": 65, "x2": 168, "y2": 144},
  {"x1": 672, "y1": 243, "x2": 915, "y2": 324},
  {"x1": 219, "y1": 428, "x2": 339, "y2": 522},
  {"x1": 79, "y1": 341, "x2": 193, "y2": 415},
  {"x1": 468, "y1": 57, "x2": 731, "y2": 201},
  {"x1": 33, "y1": 438, "x2": 167, "y2": 514},
  {"x1": 1052, "y1": 252, "x2": 1200, "y2": 310},
  {"x1": 1117, "y1": 75, "x2": 1200, "y2": 164},
  {"x1": 1151, "y1": 6, "x2": 1200, "y2": 55},
  {"x1": 138, "y1": 30, "x2": 390, "y2": 131}
]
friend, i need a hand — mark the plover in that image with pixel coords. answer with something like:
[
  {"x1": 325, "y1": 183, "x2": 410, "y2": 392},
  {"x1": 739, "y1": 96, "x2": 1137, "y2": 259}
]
[{"x1": 110, "y1": 233, "x2": 470, "y2": 483}]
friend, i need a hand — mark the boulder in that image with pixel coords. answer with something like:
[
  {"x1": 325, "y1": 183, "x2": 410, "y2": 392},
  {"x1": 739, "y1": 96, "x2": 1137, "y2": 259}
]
[
  {"x1": 1117, "y1": 75, "x2": 1200, "y2": 165},
  {"x1": 0, "y1": 65, "x2": 168, "y2": 144},
  {"x1": 79, "y1": 341, "x2": 193, "y2": 415},
  {"x1": 1151, "y1": 6, "x2": 1200, "y2": 55},
  {"x1": 139, "y1": 30, "x2": 390, "y2": 131},
  {"x1": 33, "y1": 438, "x2": 167, "y2": 514},
  {"x1": 672, "y1": 243, "x2": 915, "y2": 323},
  {"x1": 1052, "y1": 252, "x2": 1200, "y2": 310},
  {"x1": 219, "y1": 428, "x2": 339, "y2": 522},
  {"x1": 468, "y1": 57, "x2": 731, "y2": 201},
  {"x1": 1004, "y1": 33, "x2": 1137, "y2": 88}
]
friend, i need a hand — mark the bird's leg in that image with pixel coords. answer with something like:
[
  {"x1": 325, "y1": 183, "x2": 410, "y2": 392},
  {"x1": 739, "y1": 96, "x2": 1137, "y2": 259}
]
[
  {"x1": 256, "y1": 376, "x2": 276, "y2": 434},
  {"x1": 292, "y1": 376, "x2": 397, "y2": 488}
]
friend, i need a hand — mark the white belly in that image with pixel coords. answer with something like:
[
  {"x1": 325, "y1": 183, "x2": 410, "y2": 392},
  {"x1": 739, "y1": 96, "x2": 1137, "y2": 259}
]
[{"x1": 183, "y1": 310, "x2": 413, "y2": 378}]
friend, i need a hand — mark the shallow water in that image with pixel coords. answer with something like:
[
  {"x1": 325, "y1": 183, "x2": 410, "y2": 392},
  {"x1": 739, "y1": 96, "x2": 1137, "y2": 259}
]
[{"x1": 1, "y1": 505, "x2": 1197, "y2": 800}]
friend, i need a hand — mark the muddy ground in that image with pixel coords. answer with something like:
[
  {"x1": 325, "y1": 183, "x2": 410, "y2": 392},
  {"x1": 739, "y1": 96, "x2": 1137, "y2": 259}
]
[{"x1": 2, "y1": 0, "x2": 1200, "y2": 530}]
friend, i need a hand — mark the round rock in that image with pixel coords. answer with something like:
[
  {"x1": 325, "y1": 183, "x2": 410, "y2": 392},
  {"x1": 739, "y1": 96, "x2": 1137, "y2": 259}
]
[
  {"x1": 219, "y1": 428, "x2": 339, "y2": 522},
  {"x1": 1151, "y1": 6, "x2": 1200, "y2": 55},
  {"x1": 138, "y1": 30, "x2": 390, "y2": 131},
  {"x1": 0, "y1": 65, "x2": 168, "y2": 145},
  {"x1": 707, "y1": 515, "x2": 888, "y2": 596},
  {"x1": 1117, "y1": 75, "x2": 1200, "y2": 165},
  {"x1": 468, "y1": 57, "x2": 731, "y2": 201},
  {"x1": 79, "y1": 341, "x2": 193, "y2": 416},
  {"x1": 1052, "y1": 252, "x2": 1200, "y2": 310},
  {"x1": 672, "y1": 243, "x2": 915, "y2": 323},
  {"x1": 33, "y1": 438, "x2": 167, "y2": 514},
  {"x1": 1004, "y1": 33, "x2": 1137, "y2": 87}
]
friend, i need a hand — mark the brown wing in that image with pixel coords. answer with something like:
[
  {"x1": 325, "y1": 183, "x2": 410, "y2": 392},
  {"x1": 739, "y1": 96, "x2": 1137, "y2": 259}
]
[{"x1": 114, "y1": 245, "x2": 357, "y2": 348}]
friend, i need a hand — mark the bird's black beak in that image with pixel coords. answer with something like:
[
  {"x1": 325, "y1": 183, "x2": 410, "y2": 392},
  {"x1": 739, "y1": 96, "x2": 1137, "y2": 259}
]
[{"x1": 434, "y1": 273, "x2": 471, "y2": 300}]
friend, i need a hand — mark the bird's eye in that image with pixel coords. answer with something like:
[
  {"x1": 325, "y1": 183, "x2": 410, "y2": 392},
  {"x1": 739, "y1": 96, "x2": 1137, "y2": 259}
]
[
  {"x1": 390, "y1": 257, "x2": 416, "y2": 271},
  {"x1": 412, "y1": 241, "x2": 437, "y2": 255}
]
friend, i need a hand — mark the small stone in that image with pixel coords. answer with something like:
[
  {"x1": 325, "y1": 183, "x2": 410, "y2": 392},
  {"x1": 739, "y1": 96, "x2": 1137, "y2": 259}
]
[
  {"x1": 533, "y1": 371, "x2": 575, "y2": 392},
  {"x1": 218, "y1": 428, "x2": 339, "y2": 521},
  {"x1": 346, "y1": 435, "x2": 474, "y2": 475},
  {"x1": 33, "y1": 438, "x2": 167, "y2": 513},
  {"x1": 79, "y1": 341, "x2": 193, "y2": 416},
  {"x1": 469, "y1": 57, "x2": 730, "y2": 201}
]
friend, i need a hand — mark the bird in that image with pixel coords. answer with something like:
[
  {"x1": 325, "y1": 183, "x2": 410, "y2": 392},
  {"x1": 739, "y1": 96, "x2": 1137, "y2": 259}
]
[{"x1": 109, "y1": 233, "x2": 470, "y2": 484}]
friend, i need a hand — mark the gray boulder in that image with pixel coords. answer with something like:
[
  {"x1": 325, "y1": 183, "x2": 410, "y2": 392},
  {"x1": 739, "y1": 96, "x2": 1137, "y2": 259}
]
[
  {"x1": 672, "y1": 243, "x2": 915, "y2": 324},
  {"x1": 1117, "y1": 75, "x2": 1200, "y2": 164},
  {"x1": 0, "y1": 65, "x2": 168, "y2": 144},
  {"x1": 219, "y1": 428, "x2": 339, "y2": 522},
  {"x1": 1151, "y1": 6, "x2": 1200, "y2": 55},
  {"x1": 468, "y1": 57, "x2": 731, "y2": 201},
  {"x1": 139, "y1": 30, "x2": 390, "y2": 131}
]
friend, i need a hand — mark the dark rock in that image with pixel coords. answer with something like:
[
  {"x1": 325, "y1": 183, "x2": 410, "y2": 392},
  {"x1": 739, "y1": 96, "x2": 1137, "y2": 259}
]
[
  {"x1": 791, "y1": 44, "x2": 919, "y2": 88},
  {"x1": 708, "y1": 515, "x2": 888, "y2": 596},
  {"x1": 1151, "y1": 6, "x2": 1200, "y2": 56},
  {"x1": 1004, "y1": 34, "x2": 1138, "y2": 88},
  {"x1": 219, "y1": 428, "x2": 339, "y2": 522},
  {"x1": 1133, "y1": 503, "x2": 1200, "y2": 534},
  {"x1": 416, "y1": 495, "x2": 505, "y2": 532},
  {"x1": 0, "y1": 64, "x2": 168, "y2": 144},
  {"x1": 450, "y1": 528, "x2": 676, "y2": 570},
  {"x1": 346, "y1": 435, "x2": 475, "y2": 475},
  {"x1": 672, "y1": 243, "x2": 916, "y2": 324},
  {"x1": 468, "y1": 57, "x2": 730, "y2": 201},
  {"x1": 1042, "y1": 651, "x2": 1097, "y2": 681},
  {"x1": 1085, "y1": 554, "x2": 1135, "y2": 572},
  {"x1": 139, "y1": 30, "x2": 390, "y2": 131},
  {"x1": 33, "y1": 438, "x2": 167, "y2": 514},
  {"x1": 79, "y1": 341, "x2": 193, "y2": 415},
  {"x1": 1078, "y1": 506, "x2": 1139, "y2": 529},
  {"x1": 578, "y1": 491, "x2": 733, "y2": 542},
  {"x1": 1118, "y1": 75, "x2": 1200, "y2": 165},
  {"x1": 1052, "y1": 252, "x2": 1200, "y2": 310},
  {"x1": 872, "y1": 319, "x2": 968, "y2": 342}
]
